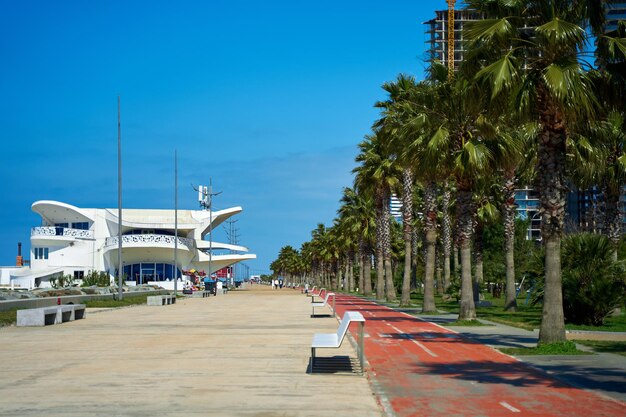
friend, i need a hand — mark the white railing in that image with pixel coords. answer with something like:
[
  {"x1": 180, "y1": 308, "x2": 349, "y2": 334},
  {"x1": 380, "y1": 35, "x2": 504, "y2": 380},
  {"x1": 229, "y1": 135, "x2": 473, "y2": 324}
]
[
  {"x1": 31, "y1": 227, "x2": 94, "y2": 239},
  {"x1": 105, "y1": 234, "x2": 194, "y2": 250}
]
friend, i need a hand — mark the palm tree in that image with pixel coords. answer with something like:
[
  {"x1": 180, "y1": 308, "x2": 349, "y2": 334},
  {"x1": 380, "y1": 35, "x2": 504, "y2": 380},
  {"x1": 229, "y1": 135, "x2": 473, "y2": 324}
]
[
  {"x1": 354, "y1": 132, "x2": 401, "y2": 301},
  {"x1": 424, "y1": 62, "x2": 496, "y2": 320},
  {"x1": 494, "y1": 123, "x2": 536, "y2": 311},
  {"x1": 466, "y1": 0, "x2": 599, "y2": 343},
  {"x1": 376, "y1": 74, "x2": 423, "y2": 306},
  {"x1": 339, "y1": 186, "x2": 376, "y2": 295},
  {"x1": 473, "y1": 181, "x2": 499, "y2": 302},
  {"x1": 381, "y1": 76, "x2": 447, "y2": 312}
]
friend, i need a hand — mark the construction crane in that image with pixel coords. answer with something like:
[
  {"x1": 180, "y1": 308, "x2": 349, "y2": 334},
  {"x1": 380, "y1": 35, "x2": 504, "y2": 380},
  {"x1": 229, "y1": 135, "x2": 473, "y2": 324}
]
[{"x1": 446, "y1": 0, "x2": 456, "y2": 79}]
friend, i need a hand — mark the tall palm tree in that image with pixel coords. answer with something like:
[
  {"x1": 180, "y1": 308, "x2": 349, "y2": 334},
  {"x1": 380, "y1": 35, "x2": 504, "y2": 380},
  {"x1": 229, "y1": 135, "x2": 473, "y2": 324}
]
[
  {"x1": 494, "y1": 123, "x2": 536, "y2": 311},
  {"x1": 383, "y1": 76, "x2": 447, "y2": 312},
  {"x1": 466, "y1": 0, "x2": 599, "y2": 343},
  {"x1": 354, "y1": 132, "x2": 401, "y2": 301},
  {"x1": 376, "y1": 74, "x2": 422, "y2": 306},
  {"x1": 425, "y1": 62, "x2": 495, "y2": 320}
]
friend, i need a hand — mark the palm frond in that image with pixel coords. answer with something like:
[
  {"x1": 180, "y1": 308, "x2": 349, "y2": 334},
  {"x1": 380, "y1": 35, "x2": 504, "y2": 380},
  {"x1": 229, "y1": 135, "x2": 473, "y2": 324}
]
[
  {"x1": 535, "y1": 18, "x2": 586, "y2": 49},
  {"x1": 476, "y1": 52, "x2": 519, "y2": 97}
]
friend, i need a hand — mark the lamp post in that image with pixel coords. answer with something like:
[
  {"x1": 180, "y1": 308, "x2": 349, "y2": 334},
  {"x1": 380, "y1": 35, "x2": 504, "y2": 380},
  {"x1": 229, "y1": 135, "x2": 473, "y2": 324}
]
[
  {"x1": 174, "y1": 150, "x2": 178, "y2": 296},
  {"x1": 117, "y1": 95, "x2": 123, "y2": 301}
]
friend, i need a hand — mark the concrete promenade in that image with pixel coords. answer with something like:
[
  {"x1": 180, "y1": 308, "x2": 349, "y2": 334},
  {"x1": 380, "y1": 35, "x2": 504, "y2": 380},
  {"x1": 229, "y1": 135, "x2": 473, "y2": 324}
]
[{"x1": 0, "y1": 286, "x2": 382, "y2": 417}]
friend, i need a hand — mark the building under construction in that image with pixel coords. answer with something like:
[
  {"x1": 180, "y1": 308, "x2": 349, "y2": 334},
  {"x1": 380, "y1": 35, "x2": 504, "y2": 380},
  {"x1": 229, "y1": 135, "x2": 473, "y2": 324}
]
[{"x1": 423, "y1": 7, "x2": 482, "y2": 72}]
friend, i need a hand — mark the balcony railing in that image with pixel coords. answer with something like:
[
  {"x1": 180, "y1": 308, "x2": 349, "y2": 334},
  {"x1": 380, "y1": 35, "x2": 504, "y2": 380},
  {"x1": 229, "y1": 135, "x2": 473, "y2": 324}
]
[
  {"x1": 105, "y1": 234, "x2": 194, "y2": 250},
  {"x1": 31, "y1": 226, "x2": 94, "y2": 239}
]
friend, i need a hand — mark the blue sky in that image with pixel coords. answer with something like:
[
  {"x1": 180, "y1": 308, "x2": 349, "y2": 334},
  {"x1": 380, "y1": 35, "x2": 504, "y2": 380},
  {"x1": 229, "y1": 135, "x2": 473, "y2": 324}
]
[{"x1": 0, "y1": 0, "x2": 438, "y2": 274}]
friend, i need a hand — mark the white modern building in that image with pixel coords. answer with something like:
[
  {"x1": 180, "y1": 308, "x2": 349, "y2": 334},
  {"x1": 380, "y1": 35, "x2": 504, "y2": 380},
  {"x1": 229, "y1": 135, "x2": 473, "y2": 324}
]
[{"x1": 6, "y1": 200, "x2": 255, "y2": 289}]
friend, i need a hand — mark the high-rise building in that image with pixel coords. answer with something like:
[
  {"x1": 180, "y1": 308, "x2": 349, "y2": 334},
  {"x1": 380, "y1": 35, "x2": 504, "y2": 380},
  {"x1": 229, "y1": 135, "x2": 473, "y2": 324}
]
[
  {"x1": 390, "y1": 194, "x2": 403, "y2": 222},
  {"x1": 423, "y1": 4, "x2": 625, "y2": 240},
  {"x1": 424, "y1": 8, "x2": 482, "y2": 71},
  {"x1": 605, "y1": 1, "x2": 626, "y2": 32}
]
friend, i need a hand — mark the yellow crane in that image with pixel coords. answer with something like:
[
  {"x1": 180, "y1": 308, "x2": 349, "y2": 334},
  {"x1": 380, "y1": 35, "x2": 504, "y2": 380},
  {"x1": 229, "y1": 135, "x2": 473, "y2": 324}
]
[{"x1": 446, "y1": 0, "x2": 456, "y2": 79}]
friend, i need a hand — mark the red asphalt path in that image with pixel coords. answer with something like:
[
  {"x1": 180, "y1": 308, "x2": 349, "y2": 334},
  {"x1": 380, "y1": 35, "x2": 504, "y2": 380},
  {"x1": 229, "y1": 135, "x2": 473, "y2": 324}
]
[{"x1": 324, "y1": 291, "x2": 626, "y2": 417}]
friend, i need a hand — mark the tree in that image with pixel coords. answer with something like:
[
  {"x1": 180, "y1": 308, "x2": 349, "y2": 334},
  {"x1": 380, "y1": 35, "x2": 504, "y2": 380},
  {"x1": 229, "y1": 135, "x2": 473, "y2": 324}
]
[
  {"x1": 339, "y1": 186, "x2": 376, "y2": 295},
  {"x1": 424, "y1": 63, "x2": 495, "y2": 320},
  {"x1": 354, "y1": 132, "x2": 401, "y2": 300},
  {"x1": 466, "y1": 0, "x2": 600, "y2": 343}
]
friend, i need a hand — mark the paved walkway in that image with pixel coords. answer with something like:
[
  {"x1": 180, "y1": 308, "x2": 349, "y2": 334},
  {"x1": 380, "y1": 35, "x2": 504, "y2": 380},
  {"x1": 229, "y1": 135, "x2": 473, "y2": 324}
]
[
  {"x1": 331, "y1": 292, "x2": 626, "y2": 417},
  {"x1": 0, "y1": 286, "x2": 382, "y2": 417}
]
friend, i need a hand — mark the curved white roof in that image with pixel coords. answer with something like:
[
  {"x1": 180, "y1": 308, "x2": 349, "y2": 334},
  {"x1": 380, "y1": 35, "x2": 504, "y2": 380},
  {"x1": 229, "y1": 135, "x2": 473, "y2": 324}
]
[{"x1": 32, "y1": 200, "x2": 95, "y2": 224}]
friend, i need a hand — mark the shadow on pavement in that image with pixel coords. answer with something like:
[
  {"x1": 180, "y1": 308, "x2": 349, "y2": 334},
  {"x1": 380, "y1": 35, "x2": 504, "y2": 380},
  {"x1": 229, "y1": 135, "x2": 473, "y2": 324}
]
[{"x1": 410, "y1": 359, "x2": 568, "y2": 388}]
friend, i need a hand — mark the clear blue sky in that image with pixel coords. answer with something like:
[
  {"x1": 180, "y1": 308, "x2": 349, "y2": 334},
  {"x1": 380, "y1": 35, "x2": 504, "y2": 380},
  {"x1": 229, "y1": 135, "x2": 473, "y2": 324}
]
[{"x1": 0, "y1": 0, "x2": 440, "y2": 274}]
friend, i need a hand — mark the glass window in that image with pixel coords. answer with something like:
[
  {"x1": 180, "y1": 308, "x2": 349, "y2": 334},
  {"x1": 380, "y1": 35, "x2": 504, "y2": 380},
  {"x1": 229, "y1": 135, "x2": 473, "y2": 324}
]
[
  {"x1": 132, "y1": 264, "x2": 140, "y2": 281},
  {"x1": 34, "y1": 248, "x2": 49, "y2": 260},
  {"x1": 71, "y1": 222, "x2": 89, "y2": 230},
  {"x1": 55, "y1": 223, "x2": 69, "y2": 228},
  {"x1": 156, "y1": 263, "x2": 165, "y2": 281},
  {"x1": 165, "y1": 264, "x2": 173, "y2": 279}
]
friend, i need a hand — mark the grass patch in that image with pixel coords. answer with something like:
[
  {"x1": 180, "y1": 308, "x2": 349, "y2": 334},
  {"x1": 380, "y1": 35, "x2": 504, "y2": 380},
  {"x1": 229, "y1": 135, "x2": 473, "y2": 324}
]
[
  {"x1": 410, "y1": 292, "x2": 626, "y2": 333},
  {"x1": 500, "y1": 341, "x2": 590, "y2": 356},
  {"x1": 575, "y1": 340, "x2": 626, "y2": 357},
  {"x1": 84, "y1": 294, "x2": 150, "y2": 308},
  {"x1": 0, "y1": 309, "x2": 18, "y2": 326},
  {"x1": 0, "y1": 294, "x2": 153, "y2": 326},
  {"x1": 565, "y1": 313, "x2": 626, "y2": 332},
  {"x1": 446, "y1": 319, "x2": 492, "y2": 326}
]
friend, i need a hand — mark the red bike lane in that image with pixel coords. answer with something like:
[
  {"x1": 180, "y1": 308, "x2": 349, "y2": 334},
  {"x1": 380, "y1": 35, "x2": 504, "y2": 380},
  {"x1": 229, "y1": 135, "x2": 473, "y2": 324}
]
[{"x1": 330, "y1": 292, "x2": 626, "y2": 417}]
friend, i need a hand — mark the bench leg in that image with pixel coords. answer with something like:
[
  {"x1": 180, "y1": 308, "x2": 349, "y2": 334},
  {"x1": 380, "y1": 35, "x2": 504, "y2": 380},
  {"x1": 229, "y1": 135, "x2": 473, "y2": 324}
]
[{"x1": 311, "y1": 347, "x2": 315, "y2": 373}]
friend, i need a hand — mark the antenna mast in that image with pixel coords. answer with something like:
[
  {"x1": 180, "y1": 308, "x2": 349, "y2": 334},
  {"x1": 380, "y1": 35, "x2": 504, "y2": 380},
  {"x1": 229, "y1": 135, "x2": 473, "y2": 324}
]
[{"x1": 194, "y1": 180, "x2": 222, "y2": 280}]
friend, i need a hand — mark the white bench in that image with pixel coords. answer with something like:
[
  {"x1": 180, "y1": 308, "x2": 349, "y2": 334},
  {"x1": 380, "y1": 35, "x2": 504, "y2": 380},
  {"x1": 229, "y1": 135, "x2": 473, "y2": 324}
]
[
  {"x1": 17, "y1": 304, "x2": 86, "y2": 327},
  {"x1": 311, "y1": 292, "x2": 335, "y2": 317},
  {"x1": 311, "y1": 311, "x2": 365, "y2": 374},
  {"x1": 310, "y1": 287, "x2": 326, "y2": 301},
  {"x1": 305, "y1": 285, "x2": 317, "y2": 296},
  {"x1": 147, "y1": 295, "x2": 176, "y2": 306}
]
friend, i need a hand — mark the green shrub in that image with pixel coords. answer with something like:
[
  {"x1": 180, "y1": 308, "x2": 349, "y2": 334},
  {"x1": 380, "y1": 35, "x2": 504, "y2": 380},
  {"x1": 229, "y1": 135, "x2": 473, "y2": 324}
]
[
  {"x1": 529, "y1": 233, "x2": 626, "y2": 326},
  {"x1": 50, "y1": 274, "x2": 75, "y2": 289},
  {"x1": 81, "y1": 270, "x2": 111, "y2": 287}
]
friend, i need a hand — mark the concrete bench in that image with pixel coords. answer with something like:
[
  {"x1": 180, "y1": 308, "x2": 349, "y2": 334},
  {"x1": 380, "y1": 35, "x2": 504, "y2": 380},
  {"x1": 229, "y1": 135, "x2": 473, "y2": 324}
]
[
  {"x1": 147, "y1": 295, "x2": 176, "y2": 306},
  {"x1": 311, "y1": 292, "x2": 335, "y2": 317},
  {"x1": 17, "y1": 304, "x2": 86, "y2": 327},
  {"x1": 311, "y1": 311, "x2": 365, "y2": 374}
]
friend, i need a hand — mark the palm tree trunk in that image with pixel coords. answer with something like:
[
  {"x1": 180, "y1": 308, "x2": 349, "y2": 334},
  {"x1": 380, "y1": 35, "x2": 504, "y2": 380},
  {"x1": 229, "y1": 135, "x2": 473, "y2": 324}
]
[
  {"x1": 537, "y1": 87, "x2": 567, "y2": 344},
  {"x1": 503, "y1": 170, "x2": 518, "y2": 311},
  {"x1": 382, "y1": 188, "x2": 397, "y2": 302},
  {"x1": 411, "y1": 225, "x2": 419, "y2": 291},
  {"x1": 363, "y1": 245, "x2": 373, "y2": 296},
  {"x1": 473, "y1": 220, "x2": 484, "y2": 303},
  {"x1": 400, "y1": 168, "x2": 414, "y2": 306},
  {"x1": 422, "y1": 181, "x2": 438, "y2": 313},
  {"x1": 375, "y1": 187, "x2": 386, "y2": 299},
  {"x1": 358, "y1": 244, "x2": 365, "y2": 294},
  {"x1": 539, "y1": 236, "x2": 565, "y2": 343},
  {"x1": 442, "y1": 182, "x2": 452, "y2": 290},
  {"x1": 457, "y1": 187, "x2": 476, "y2": 320}
]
